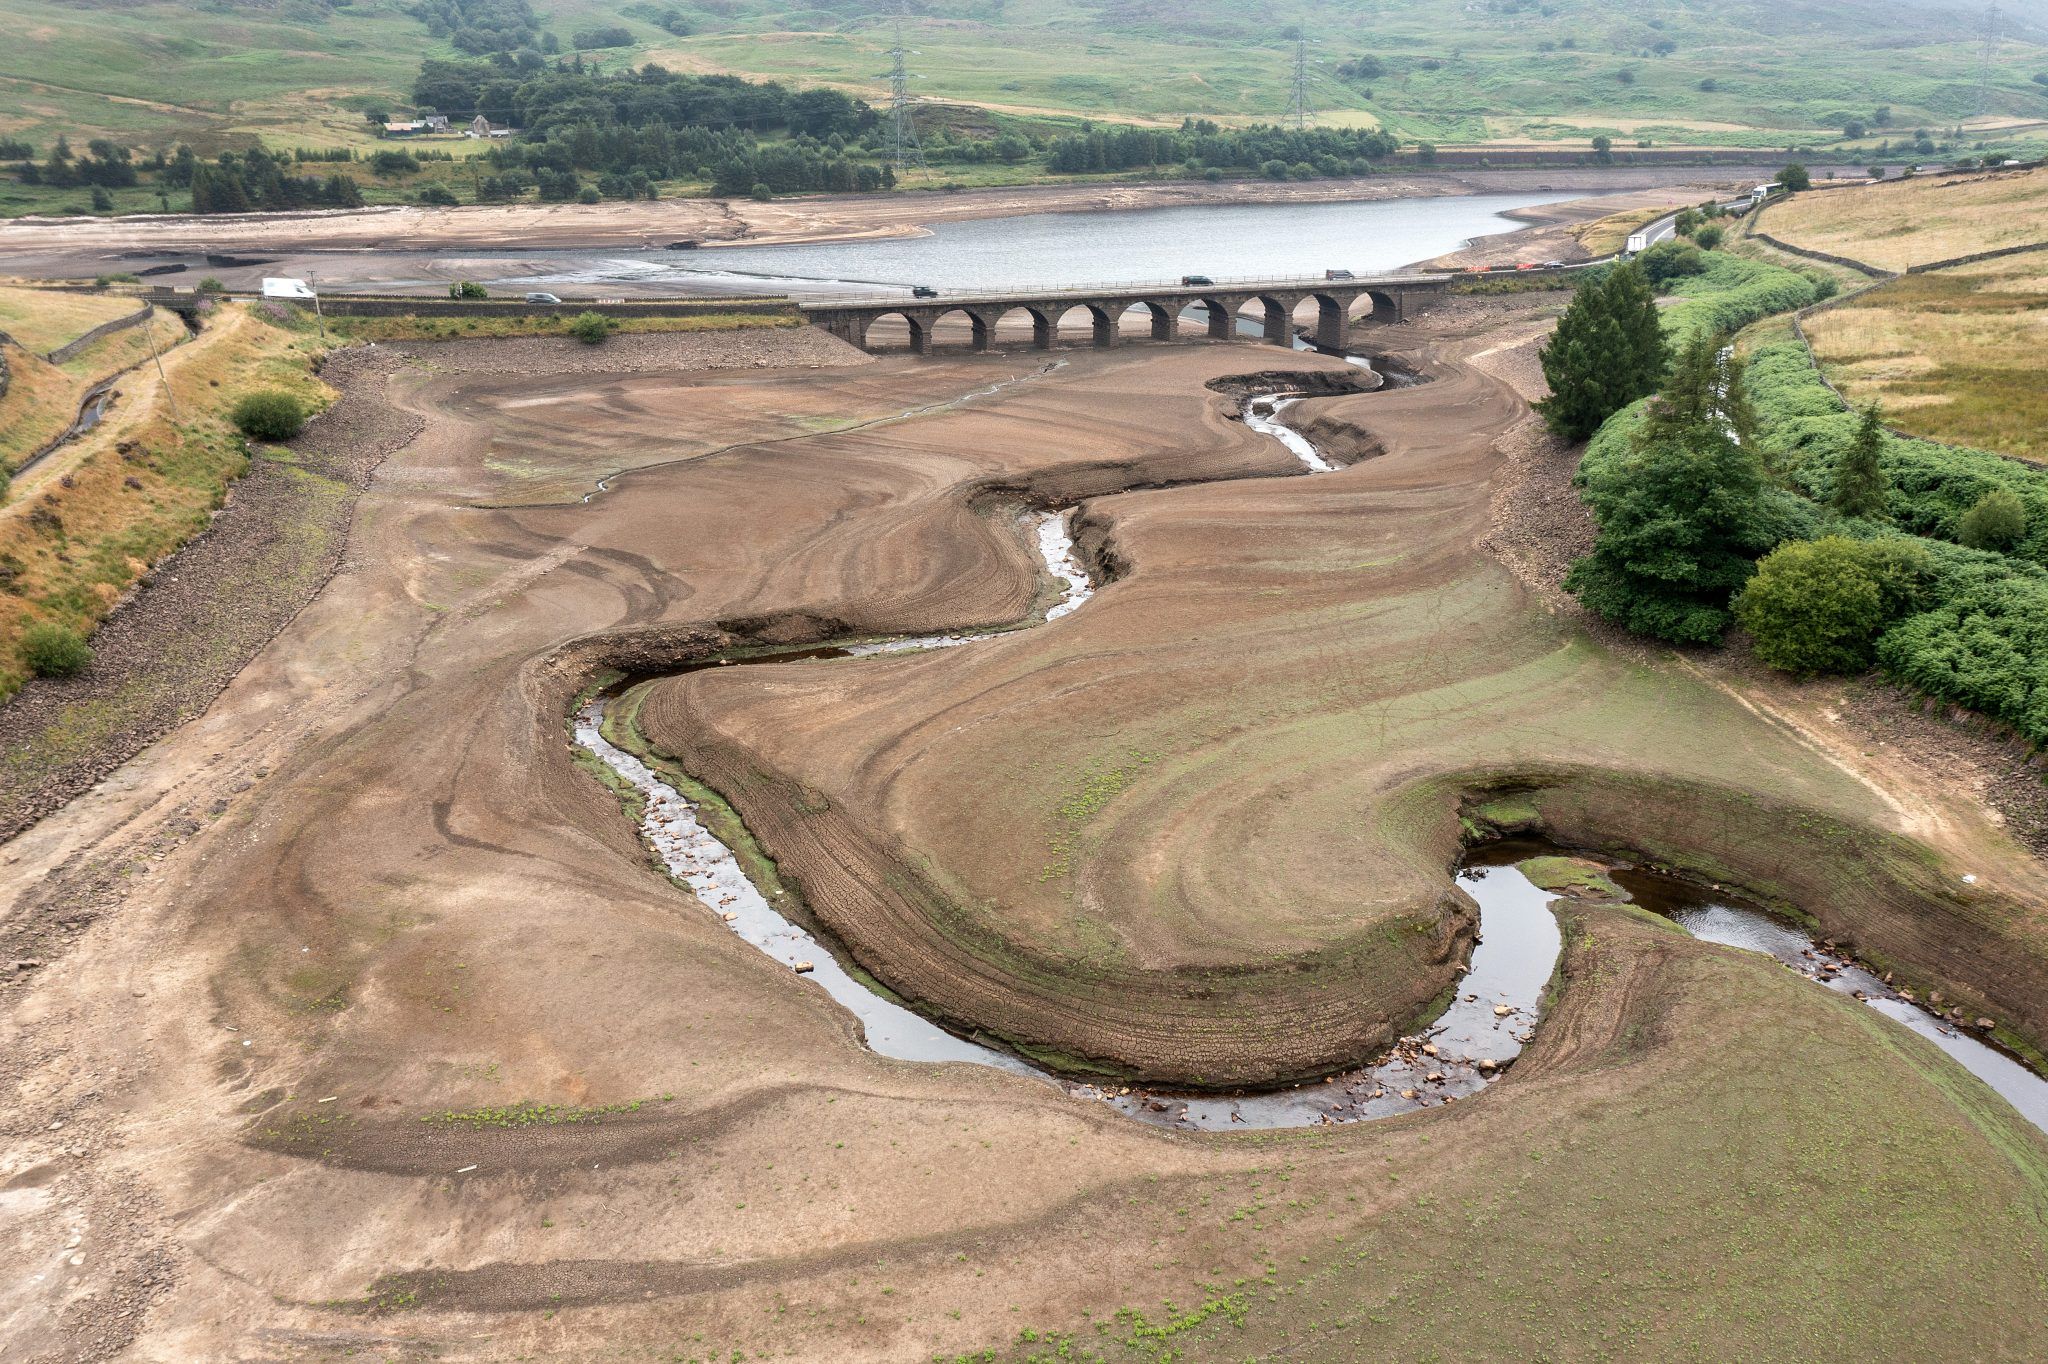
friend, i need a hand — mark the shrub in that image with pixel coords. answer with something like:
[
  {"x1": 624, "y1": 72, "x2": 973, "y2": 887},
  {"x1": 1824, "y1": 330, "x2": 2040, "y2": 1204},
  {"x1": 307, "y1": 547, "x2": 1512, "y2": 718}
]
[
  {"x1": 1735, "y1": 536, "x2": 1928, "y2": 675},
  {"x1": 196, "y1": 276, "x2": 226, "y2": 294},
  {"x1": 21, "y1": 622, "x2": 91, "y2": 678},
  {"x1": 1692, "y1": 223, "x2": 1724, "y2": 250},
  {"x1": 418, "y1": 184, "x2": 459, "y2": 206},
  {"x1": 571, "y1": 24, "x2": 633, "y2": 48},
  {"x1": 1779, "y1": 162, "x2": 1811, "y2": 191},
  {"x1": 1637, "y1": 238, "x2": 1707, "y2": 284},
  {"x1": 1877, "y1": 556, "x2": 2048, "y2": 746},
  {"x1": 749, "y1": 182, "x2": 772, "y2": 201},
  {"x1": 1960, "y1": 487, "x2": 2028, "y2": 550},
  {"x1": 567, "y1": 311, "x2": 612, "y2": 345},
  {"x1": 231, "y1": 389, "x2": 306, "y2": 440},
  {"x1": 448, "y1": 280, "x2": 488, "y2": 299}
]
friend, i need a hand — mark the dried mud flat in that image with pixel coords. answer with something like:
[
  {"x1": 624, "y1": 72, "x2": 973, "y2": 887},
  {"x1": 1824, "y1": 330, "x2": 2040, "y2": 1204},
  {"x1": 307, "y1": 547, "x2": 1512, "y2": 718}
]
[{"x1": 1, "y1": 303, "x2": 2046, "y2": 1363}]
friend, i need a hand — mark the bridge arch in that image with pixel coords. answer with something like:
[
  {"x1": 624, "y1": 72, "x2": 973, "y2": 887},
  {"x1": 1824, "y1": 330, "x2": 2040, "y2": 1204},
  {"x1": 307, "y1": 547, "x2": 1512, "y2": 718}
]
[
  {"x1": 986, "y1": 304, "x2": 1055, "y2": 350},
  {"x1": 862, "y1": 309, "x2": 932, "y2": 354},
  {"x1": 1348, "y1": 289, "x2": 1403, "y2": 326},
  {"x1": 1051, "y1": 301, "x2": 1119, "y2": 348},
  {"x1": 1240, "y1": 293, "x2": 1300, "y2": 346},
  {"x1": 925, "y1": 307, "x2": 991, "y2": 352}
]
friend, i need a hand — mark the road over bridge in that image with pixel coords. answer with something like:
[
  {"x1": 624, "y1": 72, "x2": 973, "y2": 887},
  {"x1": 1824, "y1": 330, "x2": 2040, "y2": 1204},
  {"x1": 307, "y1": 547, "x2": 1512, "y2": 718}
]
[{"x1": 800, "y1": 272, "x2": 1458, "y2": 353}]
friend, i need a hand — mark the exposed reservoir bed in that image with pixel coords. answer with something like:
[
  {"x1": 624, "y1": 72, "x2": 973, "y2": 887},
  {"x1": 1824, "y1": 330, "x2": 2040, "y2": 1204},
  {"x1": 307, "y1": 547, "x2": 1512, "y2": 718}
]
[{"x1": 569, "y1": 364, "x2": 2048, "y2": 1138}]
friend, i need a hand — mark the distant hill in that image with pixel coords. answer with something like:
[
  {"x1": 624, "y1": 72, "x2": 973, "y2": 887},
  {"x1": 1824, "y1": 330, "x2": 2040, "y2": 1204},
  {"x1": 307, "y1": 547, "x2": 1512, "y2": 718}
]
[{"x1": 0, "y1": 0, "x2": 2044, "y2": 161}]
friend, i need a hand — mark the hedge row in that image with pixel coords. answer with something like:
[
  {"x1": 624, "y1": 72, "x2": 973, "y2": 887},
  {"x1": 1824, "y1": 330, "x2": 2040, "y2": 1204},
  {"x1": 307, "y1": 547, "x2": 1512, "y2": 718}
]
[{"x1": 1659, "y1": 255, "x2": 1823, "y2": 349}]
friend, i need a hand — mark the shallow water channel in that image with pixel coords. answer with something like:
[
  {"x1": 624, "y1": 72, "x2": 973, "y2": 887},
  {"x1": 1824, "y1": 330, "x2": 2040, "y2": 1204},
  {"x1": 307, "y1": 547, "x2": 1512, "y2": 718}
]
[{"x1": 572, "y1": 373, "x2": 2048, "y2": 1137}]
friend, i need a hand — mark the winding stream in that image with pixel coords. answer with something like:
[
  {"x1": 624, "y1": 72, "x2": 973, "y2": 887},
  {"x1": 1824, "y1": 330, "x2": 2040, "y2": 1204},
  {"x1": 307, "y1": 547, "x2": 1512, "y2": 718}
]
[{"x1": 571, "y1": 366, "x2": 2048, "y2": 1137}]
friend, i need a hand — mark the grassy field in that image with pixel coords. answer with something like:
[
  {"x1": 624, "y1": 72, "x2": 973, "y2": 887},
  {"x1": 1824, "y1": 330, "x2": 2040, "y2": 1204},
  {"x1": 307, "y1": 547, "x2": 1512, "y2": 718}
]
[
  {"x1": 1572, "y1": 204, "x2": 1670, "y2": 255},
  {"x1": 0, "y1": 284, "x2": 146, "y2": 354},
  {"x1": 0, "y1": 305, "x2": 190, "y2": 471},
  {"x1": 1761, "y1": 165, "x2": 2048, "y2": 271},
  {"x1": 1804, "y1": 253, "x2": 2048, "y2": 462},
  {"x1": 0, "y1": 0, "x2": 2043, "y2": 199},
  {"x1": 0, "y1": 301, "x2": 329, "y2": 698},
  {"x1": 1757, "y1": 166, "x2": 2048, "y2": 462}
]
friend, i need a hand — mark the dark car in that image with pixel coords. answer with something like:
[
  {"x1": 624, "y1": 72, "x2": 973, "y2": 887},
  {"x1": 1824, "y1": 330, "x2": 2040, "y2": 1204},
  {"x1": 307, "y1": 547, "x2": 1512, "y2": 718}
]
[
  {"x1": 911, "y1": 285, "x2": 939, "y2": 298},
  {"x1": 1181, "y1": 274, "x2": 1214, "y2": 286}
]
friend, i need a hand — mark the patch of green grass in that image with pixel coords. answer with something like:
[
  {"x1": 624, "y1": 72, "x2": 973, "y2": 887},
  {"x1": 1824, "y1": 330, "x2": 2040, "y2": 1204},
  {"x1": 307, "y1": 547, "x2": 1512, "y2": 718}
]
[
  {"x1": 419, "y1": 1097, "x2": 667, "y2": 1129},
  {"x1": 1516, "y1": 853, "x2": 1625, "y2": 899}
]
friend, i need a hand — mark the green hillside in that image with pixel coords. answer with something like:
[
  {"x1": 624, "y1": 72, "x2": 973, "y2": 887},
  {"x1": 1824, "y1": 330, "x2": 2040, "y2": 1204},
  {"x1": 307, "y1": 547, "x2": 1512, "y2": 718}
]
[{"x1": 0, "y1": 0, "x2": 2045, "y2": 167}]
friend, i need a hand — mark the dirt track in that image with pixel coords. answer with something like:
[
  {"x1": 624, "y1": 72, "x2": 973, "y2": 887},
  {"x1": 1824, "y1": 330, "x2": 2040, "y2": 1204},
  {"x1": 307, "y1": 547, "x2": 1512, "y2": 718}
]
[{"x1": 1, "y1": 304, "x2": 2046, "y2": 1361}]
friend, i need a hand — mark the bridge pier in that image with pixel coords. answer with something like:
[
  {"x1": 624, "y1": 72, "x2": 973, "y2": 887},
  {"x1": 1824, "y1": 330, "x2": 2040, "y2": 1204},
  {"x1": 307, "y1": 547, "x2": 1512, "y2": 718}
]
[
  {"x1": 1147, "y1": 302, "x2": 1177, "y2": 343},
  {"x1": 1314, "y1": 295, "x2": 1348, "y2": 350},
  {"x1": 1203, "y1": 298, "x2": 1234, "y2": 340},
  {"x1": 1089, "y1": 304, "x2": 1118, "y2": 349},
  {"x1": 1257, "y1": 295, "x2": 1299, "y2": 347}
]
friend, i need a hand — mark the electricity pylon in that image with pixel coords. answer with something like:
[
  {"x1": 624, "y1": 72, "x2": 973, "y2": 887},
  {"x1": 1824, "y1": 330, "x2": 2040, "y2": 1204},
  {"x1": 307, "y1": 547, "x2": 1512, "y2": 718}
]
[
  {"x1": 1286, "y1": 37, "x2": 1312, "y2": 131},
  {"x1": 884, "y1": 14, "x2": 928, "y2": 173}
]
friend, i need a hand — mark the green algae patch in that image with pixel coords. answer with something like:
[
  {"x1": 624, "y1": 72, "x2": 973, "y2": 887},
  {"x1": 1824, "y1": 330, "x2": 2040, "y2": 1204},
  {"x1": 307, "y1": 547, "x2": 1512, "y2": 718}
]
[{"x1": 1517, "y1": 855, "x2": 1626, "y2": 901}]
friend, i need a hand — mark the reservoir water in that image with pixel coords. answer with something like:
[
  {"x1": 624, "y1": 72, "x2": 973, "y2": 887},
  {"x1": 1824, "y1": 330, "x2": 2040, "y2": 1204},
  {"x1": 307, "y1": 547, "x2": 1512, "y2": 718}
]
[{"x1": 526, "y1": 191, "x2": 1574, "y2": 296}]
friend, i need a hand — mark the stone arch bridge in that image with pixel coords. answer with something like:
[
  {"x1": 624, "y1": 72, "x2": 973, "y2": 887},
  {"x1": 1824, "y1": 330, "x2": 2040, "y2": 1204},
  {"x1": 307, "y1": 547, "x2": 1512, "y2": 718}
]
[{"x1": 801, "y1": 273, "x2": 1454, "y2": 354}]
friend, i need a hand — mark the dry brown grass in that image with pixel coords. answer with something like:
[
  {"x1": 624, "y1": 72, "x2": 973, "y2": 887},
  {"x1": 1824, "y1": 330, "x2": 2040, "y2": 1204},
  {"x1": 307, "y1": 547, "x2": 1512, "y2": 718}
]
[
  {"x1": 1572, "y1": 205, "x2": 1666, "y2": 256},
  {"x1": 1763, "y1": 167, "x2": 2048, "y2": 271},
  {"x1": 1805, "y1": 254, "x2": 2048, "y2": 462},
  {"x1": 0, "y1": 303, "x2": 329, "y2": 696},
  {"x1": 0, "y1": 311, "x2": 191, "y2": 472},
  {"x1": 0, "y1": 285, "x2": 148, "y2": 355}
]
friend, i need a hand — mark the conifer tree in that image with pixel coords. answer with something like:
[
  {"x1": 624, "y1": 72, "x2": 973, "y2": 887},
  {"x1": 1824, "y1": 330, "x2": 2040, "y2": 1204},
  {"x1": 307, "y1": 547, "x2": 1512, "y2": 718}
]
[
  {"x1": 1537, "y1": 261, "x2": 1667, "y2": 441},
  {"x1": 1831, "y1": 405, "x2": 1891, "y2": 520},
  {"x1": 1565, "y1": 332, "x2": 1783, "y2": 644}
]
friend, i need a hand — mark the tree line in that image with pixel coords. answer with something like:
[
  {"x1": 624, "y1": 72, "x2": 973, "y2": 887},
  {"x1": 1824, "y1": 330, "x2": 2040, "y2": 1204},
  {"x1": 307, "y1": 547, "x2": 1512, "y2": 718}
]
[{"x1": 1045, "y1": 120, "x2": 1400, "y2": 177}]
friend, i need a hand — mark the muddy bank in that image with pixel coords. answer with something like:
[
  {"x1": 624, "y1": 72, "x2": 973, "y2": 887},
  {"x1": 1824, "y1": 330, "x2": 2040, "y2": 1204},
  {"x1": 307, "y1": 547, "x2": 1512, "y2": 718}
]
[{"x1": 0, "y1": 168, "x2": 1782, "y2": 264}]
